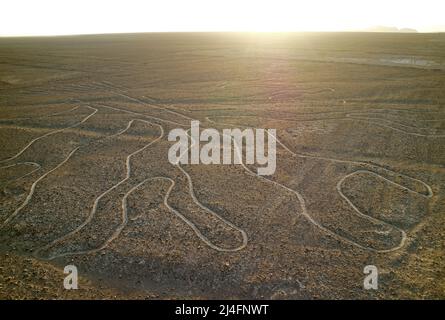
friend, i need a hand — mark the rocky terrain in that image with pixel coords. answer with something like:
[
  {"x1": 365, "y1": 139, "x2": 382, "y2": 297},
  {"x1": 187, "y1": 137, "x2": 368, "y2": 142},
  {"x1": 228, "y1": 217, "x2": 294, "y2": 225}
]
[{"x1": 0, "y1": 32, "x2": 444, "y2": 299}]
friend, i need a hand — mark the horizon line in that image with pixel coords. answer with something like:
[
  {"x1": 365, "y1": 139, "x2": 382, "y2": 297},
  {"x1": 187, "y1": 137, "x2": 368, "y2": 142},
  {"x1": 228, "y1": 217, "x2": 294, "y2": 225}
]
[{"x1": 1, "y1": 30, "x2": 444, "y2": 38}]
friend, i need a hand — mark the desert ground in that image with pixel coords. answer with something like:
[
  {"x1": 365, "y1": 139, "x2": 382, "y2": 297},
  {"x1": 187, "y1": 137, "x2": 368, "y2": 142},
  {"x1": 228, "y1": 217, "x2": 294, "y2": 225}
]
[{"x1": 0, "y1": 32, "x2": 444, "y2": 299}]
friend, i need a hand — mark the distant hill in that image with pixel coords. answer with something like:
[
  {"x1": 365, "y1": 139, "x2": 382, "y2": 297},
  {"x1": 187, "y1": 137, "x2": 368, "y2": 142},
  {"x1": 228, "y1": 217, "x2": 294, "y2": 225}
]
[
  {"x1": 399, "y1": 28, "x2": 418, "y2": 33},
  {"x1": 365, "y1": 26, "x2": 418, "y2": 33}
]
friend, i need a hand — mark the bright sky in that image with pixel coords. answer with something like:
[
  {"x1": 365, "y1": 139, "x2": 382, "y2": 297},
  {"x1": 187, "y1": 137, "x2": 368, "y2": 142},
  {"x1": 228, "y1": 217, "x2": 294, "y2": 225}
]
[{"x1": 1, "y1": 0, "x2": 444, "y2": 36}]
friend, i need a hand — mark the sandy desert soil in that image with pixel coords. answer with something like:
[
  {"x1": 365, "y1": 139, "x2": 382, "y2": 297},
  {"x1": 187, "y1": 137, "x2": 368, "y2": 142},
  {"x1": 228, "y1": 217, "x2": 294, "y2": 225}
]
[{"x1": 0, "y1": 32, "x2": 444, "y2": 299}]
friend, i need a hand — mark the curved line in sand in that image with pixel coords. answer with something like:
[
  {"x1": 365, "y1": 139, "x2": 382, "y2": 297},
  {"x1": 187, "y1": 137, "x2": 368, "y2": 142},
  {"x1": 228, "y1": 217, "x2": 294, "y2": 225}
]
[
  {"x1": 0, "y1": 105, "x2": 98, "y2": 164},
  {"x1": 33, "y1": 119, "x2": 165, "y2": 259},
  {"x1": 0, "y1": 162, "x2": 42, "y2": 190},
  {"x1": 0, "y1": 147, "x2": 79, "y2": 228},
  {"x1": 59, "y1": 82, "x2": 434, "y2": 254},
  {"x1": 36, "y1": 120, "x2": 246, "y2": 259},
  {"x1": 206, "y1": 116, "x2": 434, "y2": 253}
]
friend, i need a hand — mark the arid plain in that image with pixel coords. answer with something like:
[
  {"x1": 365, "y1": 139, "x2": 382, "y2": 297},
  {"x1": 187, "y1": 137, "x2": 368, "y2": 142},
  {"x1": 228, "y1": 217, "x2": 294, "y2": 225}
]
[{"x1": 0, "y1": 32, "x2": 444, "y2": 299}]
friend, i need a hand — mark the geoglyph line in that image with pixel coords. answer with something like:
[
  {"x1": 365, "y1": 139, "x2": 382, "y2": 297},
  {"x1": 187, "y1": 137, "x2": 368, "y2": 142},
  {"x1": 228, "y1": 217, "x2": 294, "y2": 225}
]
[
  {"x1": 36, "y1": 118, "x2": 246, "y2": 258},
  {"x1": 98, "y1": 103, "x2": 189, "y2": 127},
  {"x1": 50, "y1": 82, "x2": 434, "y2": 254},
  {"x1": 1, "y1": 95, "x2": 239, "y2": 257},
  {"x1": 206, "y1": 115, "x2": 434, "y2": 253},
  {"x1": 206, "y1": 110, "x2": 445, "y2": 138},
  {"x1": 0, "y1": 147, "x2": 80, "y2": 228},
  {"x1": 206, "y1": 116, "x2": 433, "y2": 198},
  {"x1": 175, "y1": 130, "x2": 248, "y2": 252},
  {"x1": 36, "y1": 177, "x2": 170, "y2": 258},
  {"x1": 0, "y1": 104, "x2": 100, "y2": 229},
  {"x1": 0, "y1": 162, "x2": 42, "y2": 189},
  {"x1": 0, "y1": 105, "x2": 98, "y2": 164},
  {"x1": 112, "y1": 87, "x2": 247, "y2": 251},
  {"x1": 116, "y1": 92, "x2": 195, "y2": 121},
  {"x1": 105, "y1": 85, "x2": 434, "y2": 253},
  {"x1": 345, "y1": 114, "x2": 445, "y2": 137},
  {"x1": 34, "y1": 119, "x2": 165, "y2": 259},
  {"x1": 0, "y1": 102, "x2": 103, "y2": 228}
]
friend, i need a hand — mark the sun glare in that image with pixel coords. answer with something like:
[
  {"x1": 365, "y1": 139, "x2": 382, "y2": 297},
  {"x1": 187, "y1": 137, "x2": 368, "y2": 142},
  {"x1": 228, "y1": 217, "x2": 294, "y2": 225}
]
[{"x1": 1, "y1": 0, "x2": 444, "y2": 36}]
